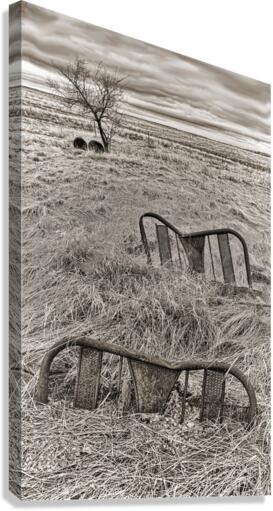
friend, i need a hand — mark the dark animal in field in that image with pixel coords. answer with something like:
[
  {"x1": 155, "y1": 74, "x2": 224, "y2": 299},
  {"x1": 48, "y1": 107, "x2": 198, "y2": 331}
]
[
  {"x1": 88, "y1": 140, "x2": 104, "y2": 153},
  {"x1": 73, "y1": 137, "x2": 87, "y2": 150}
]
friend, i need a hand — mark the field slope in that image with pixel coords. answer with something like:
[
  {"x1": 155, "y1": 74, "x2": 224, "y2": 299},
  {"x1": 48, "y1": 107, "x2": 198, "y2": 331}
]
[{"x1": 9, "y1": 86, "x2": 271, "y2": 500}]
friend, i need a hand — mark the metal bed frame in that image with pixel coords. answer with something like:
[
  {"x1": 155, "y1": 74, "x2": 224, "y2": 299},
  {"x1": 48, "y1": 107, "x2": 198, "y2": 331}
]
[
  {"x1": 36, "y1": 337, "x2": 257, "y2": 427},
  {"x1": 139, "y1": 212, "x2": 252, "y2": 287}
]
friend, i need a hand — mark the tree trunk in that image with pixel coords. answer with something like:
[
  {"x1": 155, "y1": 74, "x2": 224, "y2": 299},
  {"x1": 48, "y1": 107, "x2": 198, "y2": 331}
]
[{"x1": 96, "y1": 118, "x2": 109, "y2": 152}]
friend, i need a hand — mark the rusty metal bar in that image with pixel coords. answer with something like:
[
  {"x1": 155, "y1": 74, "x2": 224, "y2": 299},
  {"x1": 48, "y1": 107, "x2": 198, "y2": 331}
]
[
  {"x1": 200, "y1": 369, "x2": 208, "y2": 422},
  {"x1": 208, "y1": 235, "x2": 216, "y2": 281},
  {"x1": 180, "y1": 370, "x2": 189, "y2": 423},
  {"x1": 156, "y1": 224, "x2": 173, "y2": 267},
  {"x1": 117, "y1": 356, "x2": 123, "y2": 395},
  {"x1": 74, "y1": 347, "x2": 103, "y2": 410},
  {"x1": 175, "y1": 233, "x2": 183, "y2": 269},
  {"x1": 219, "y1": 375, "x2": 226, "y2": 424},
  {"x1": 217, "y1": 233, "x2": 236, "y2": 285}
]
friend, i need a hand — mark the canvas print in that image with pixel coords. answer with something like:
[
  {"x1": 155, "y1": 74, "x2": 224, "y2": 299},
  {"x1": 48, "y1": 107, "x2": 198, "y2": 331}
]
[{"x1": 9, "y1": 0, "x2": 270, "y2": 501}]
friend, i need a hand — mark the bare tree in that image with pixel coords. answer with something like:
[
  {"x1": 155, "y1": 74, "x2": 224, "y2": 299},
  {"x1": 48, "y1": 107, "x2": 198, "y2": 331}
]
[{"x1": 48, "y1": 58, "x2": 125, "y2": 152}]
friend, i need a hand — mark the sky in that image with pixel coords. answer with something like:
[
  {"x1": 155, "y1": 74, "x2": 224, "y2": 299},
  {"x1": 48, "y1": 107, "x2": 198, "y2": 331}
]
[{"x1": 9, "y1": 1, "x2": 271, "y2": 154}]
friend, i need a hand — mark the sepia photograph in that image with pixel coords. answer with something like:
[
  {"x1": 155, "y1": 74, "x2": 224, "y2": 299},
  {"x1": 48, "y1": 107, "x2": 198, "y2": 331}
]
[{"x1": 9, "y1": 0, "x2": 270, "y2": 502}]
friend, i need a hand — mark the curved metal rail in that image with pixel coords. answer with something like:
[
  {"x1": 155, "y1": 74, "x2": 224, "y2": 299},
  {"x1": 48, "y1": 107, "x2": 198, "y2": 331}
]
[{"x1": 36, "y1": 337, "x2": 257, "y2": 426}]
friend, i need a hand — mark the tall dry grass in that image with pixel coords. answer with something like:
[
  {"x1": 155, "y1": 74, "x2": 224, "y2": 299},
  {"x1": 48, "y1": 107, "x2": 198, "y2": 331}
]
[
  {"x1": 9, "y1": 87, "x2": 271, "y2": 500},
  {"x1": 14, "y1": 238, "x2": 270, "y2": 500}
]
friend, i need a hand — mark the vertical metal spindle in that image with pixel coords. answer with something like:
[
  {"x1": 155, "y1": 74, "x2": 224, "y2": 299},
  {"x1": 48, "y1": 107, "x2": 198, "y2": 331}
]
[
  {"x1": 117, "y1": 356, "x2": 123, "y2": 395},
  {"x1": 219, "y1": 374, "x2": 226, "y2": 423},
  {"x1": 208, "y1": 236, "x2": 216, "y2": 281},
  {"x1": 175, "y1": 233, "x2": 183, "y2": 269},
  {"x1": 180, "y1": 370, "x2": 189, "y2": 423},
  {"x1": 200, "y1": 369, "x2": 207, "y2": 422}
]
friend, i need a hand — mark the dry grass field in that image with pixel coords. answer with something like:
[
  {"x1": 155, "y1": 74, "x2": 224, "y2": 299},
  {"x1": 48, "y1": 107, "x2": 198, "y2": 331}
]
[{"x1": 9, "y1": 86, "x2": 270, "y2": 500}]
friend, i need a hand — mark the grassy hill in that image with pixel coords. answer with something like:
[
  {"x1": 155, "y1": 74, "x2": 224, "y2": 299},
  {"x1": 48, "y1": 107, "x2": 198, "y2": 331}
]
[{"x1": 9, "y1": 86, "x2": 270, "y2": 500}]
